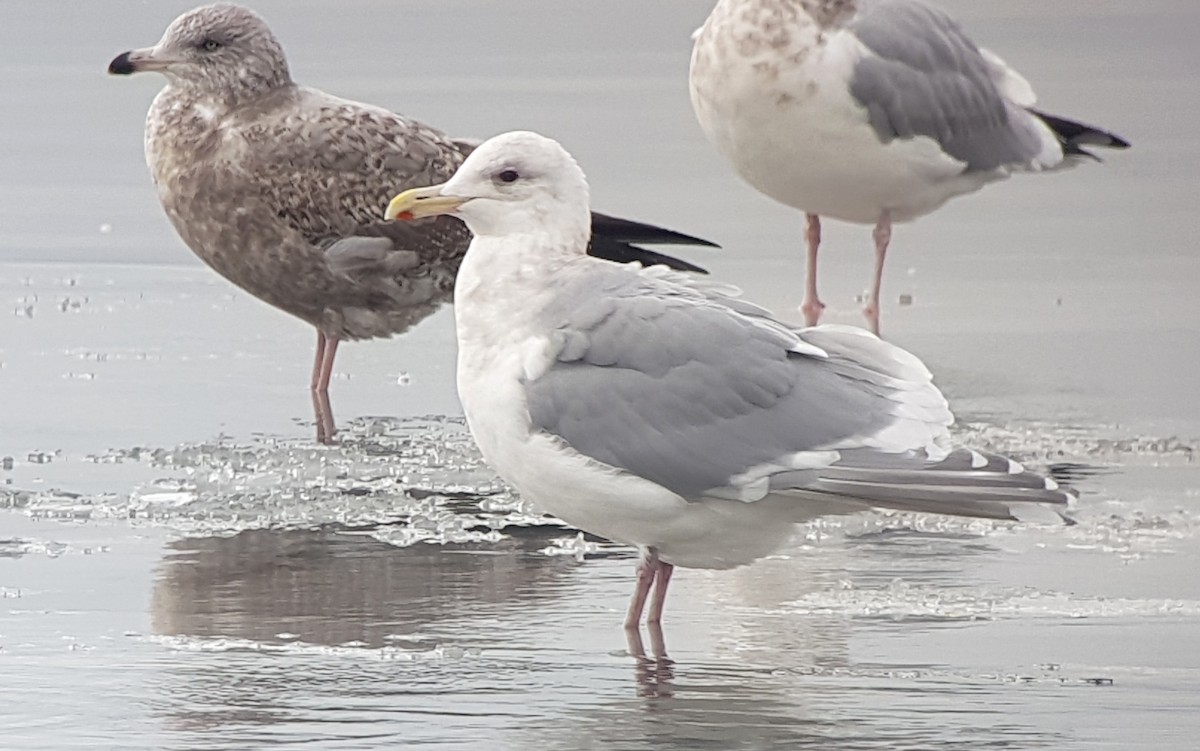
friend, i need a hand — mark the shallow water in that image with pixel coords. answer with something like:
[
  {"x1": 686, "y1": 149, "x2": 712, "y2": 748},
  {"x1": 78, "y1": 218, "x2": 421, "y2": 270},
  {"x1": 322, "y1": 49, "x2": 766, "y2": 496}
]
[{"x1": 3, "y1": 1, "x2": 1199, "y2": 749}]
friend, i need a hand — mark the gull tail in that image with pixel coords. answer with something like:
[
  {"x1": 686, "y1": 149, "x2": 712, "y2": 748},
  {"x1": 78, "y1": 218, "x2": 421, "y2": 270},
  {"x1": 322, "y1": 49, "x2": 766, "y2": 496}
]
[
  {"x1": 808, "y1": 448, "x2": 1075, "y2": 524},
  {"x1": 1029, "y1": 109, "x2": 1131, "y2": 162}
]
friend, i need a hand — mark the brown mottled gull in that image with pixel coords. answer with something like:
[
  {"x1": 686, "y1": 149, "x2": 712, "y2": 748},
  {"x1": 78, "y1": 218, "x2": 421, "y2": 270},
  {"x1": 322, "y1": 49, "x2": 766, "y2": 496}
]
[
  {"x1": 107, "y1": 3, "x2": 714, "y2": 415},
  {"x1": 690, "y1": 0, "x2": 1128, "y2": 335}
]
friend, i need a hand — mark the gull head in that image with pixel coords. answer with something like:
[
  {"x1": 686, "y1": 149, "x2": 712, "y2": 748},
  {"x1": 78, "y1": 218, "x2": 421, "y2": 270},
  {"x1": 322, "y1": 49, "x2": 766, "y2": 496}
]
[
  {"x1": 108, "y1": 3, "x2": 291, "y2": 103},
  {"x1": 386, "y1": 131, "x2": 591, "y2": 244}
]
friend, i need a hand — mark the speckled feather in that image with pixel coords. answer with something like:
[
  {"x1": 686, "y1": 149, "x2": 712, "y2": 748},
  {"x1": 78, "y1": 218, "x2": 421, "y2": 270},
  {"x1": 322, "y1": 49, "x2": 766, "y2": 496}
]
[
  {"x1": 149, "y1": 81, "x2": 472, "y2": 340},
  {"x1": 133, "y1": 4, "x2": 708, "y2": 342}
]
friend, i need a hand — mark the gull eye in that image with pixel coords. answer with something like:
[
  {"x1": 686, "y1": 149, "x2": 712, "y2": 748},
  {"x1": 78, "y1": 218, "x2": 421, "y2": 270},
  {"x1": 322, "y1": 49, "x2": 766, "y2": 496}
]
[
  {"x1": 496, "y1": 169, "x2": 520, "y2": 184},
  {"x1": 199, "y1": 39, "x2": 222, "y2": 52}
]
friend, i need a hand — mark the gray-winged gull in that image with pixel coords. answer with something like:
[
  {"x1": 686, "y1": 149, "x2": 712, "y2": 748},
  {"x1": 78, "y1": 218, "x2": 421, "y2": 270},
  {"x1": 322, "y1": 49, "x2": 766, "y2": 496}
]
[
  {"x1": 689, "y1": 0, "x2": 1129, "y2": 334},
  {"x1": 106, "y1": 3, "x2": 714, "y2": 438},
  {"x1": 383, "y1": 130, "x2": 1073, "y2": 632}
]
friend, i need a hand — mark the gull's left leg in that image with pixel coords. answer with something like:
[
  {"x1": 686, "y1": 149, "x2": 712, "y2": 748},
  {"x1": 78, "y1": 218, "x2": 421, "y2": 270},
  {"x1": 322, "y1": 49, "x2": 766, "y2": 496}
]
[
  {"x1": 624, "y1": 549, "x2": 661, "y2": 629},
  {"x1": 309, "y1": 330, "x2": 340, "y2": 443},
  {"x1": 863, "y1": 210, "x2": 892, "y2": 336},
  {"x1": 799, "y1": 213, "x2": 826, "y2": 327}
]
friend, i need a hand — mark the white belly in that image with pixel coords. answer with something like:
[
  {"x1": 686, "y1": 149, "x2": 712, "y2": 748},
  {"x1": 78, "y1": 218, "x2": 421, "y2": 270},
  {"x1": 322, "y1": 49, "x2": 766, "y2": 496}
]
[
  {"x1": 455, "y1": 331, "x2": 801, "y2": 569},
  {"x1": 690, "y1": 26, "x2": 1006, "y2": 224},
  {"x1": 452, "y1": 248, "x2": 806, "y2": 570}
]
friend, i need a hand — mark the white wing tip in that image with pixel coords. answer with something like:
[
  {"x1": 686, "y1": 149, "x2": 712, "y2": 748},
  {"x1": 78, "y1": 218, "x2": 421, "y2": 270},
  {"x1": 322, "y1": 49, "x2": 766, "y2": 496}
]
[{"x1": 789, "y1": 341, "x2": 829, "y2": 359}]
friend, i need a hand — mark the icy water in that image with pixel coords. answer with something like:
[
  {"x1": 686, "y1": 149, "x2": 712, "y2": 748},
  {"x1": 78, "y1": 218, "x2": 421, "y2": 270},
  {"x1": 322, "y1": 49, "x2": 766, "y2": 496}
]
[{"x1": 3, "y1": 1, "x2": 1200, "y2": 749}]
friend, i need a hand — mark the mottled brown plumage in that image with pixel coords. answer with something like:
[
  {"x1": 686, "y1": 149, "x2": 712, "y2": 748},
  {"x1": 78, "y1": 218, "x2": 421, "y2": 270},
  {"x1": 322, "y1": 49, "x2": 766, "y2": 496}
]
[
  {"x1": 109, "y1": 3, "x2": 712, "y2": 408},
  {"x1": 148, "y1": 79, "x2": 470, "y2": 343}
]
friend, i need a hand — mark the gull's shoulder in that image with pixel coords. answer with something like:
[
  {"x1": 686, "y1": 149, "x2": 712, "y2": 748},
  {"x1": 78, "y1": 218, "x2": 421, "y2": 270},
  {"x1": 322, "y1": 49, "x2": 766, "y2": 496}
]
[{"x1": 534, "y1": 257, "x2": 828, "y2": 361}]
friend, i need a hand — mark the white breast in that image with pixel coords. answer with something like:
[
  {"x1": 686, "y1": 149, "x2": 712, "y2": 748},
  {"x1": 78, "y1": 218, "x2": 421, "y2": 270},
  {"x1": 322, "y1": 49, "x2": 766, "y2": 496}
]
[
  {"x1": 452, "y1": 244, "x2": 806, "y2": 570},
  {"x1": 689, "y1": 10, "x2": 1004, "y2": 224}
]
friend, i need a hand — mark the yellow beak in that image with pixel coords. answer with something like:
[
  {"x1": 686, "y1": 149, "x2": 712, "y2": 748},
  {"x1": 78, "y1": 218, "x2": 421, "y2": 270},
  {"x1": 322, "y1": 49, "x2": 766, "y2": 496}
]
[{"x1": 384, "y1": 184, "x2": 470, "y2": 221}]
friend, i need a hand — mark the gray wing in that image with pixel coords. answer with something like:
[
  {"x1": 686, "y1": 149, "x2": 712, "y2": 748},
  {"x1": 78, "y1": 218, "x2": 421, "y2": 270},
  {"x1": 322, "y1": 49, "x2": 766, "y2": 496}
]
[
  {"x1": 847, "y1": 0, "x2": 1047, "y2": 170},
  {"x1": 524, "y1": 266, "x2": 952, "y2": 502}
]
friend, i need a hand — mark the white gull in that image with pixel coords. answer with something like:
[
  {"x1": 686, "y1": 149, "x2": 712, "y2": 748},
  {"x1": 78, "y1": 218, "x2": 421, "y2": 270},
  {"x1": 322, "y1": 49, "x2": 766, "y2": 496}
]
[
  {"x1": 689, "y1": 0, "x2": 1129, "y2": 334},
  {"x1": 384, "y1": 130, "x2": 1073, "y2": 636}
]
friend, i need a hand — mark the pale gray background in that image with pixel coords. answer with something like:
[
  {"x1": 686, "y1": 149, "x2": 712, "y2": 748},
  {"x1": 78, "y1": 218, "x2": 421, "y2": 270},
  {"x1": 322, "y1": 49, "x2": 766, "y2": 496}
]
[{"x1": 2, "y1": 2, "x2": 1198, "y2": 749}]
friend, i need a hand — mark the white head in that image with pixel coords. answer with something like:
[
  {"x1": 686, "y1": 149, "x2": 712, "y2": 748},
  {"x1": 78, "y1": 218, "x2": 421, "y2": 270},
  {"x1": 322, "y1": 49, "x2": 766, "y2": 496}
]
[
  {"x1": 108, "y1": 3, "x2": 291, "y2": 105},
  {"x1": 385, "y1": 131, "x2": 591, "y2": 249}
]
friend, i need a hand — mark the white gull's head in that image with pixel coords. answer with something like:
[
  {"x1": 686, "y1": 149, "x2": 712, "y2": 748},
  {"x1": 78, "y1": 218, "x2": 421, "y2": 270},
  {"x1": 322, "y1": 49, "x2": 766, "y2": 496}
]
[
  {"x1": 385, "y1": 131, "x2": 591, "y2": 245},
  {"x1": 108, "y1": 3, "x2": 291, "y2": 104}
]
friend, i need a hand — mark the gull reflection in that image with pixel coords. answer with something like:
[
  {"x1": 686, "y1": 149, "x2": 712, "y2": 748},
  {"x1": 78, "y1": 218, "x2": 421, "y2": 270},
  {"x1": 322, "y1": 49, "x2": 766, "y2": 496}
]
[{"x1": 152, "y1": 526, "x2": 581, "y2": 647}]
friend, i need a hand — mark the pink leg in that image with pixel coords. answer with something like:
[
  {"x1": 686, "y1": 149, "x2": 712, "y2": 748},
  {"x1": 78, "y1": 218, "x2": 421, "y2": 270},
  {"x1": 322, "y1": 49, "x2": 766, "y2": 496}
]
[
  {"x1": 646, "y1": 621, "x2": 668, "y2": 660},
  {"x1": 314, "y1": 336, "x2": 339, "y2": 393},
  {"x1": 625, "y1": 626, "x2": 647, "y2": 658},
  {"x1": 646, "y1": 562, "x2": 674, "y2": 626},
  {"x1": 800, "y1": 213, "x2": 825, "y2": 327},
  {"x1": 309, "y1": 331, "x2": 339, "y2": 443},
  {"x1": 625, "y1": 623, "x2": 670, "y2": 662},
  {"x1": 863, "y1": 211, "x2": 892, "y2": 337},
  {"x1": 624, "y1": 553, "x2": 658, "y2": 630},
  {"x1": 310, "y1": 331, "x2": 327, "y2": 391},
  {"x1": 311, "y1": 389, "x2": 337, "y2": 445}
]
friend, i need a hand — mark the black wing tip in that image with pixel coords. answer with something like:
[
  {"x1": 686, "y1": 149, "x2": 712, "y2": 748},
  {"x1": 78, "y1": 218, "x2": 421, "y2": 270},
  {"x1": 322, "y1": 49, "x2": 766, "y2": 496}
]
[
  {"x1": 590, "y1": 212, "x2": 721, "y2": 249},
  {"x1": 584, "y1": 237, "x2": 709, "y2": 274},
  {"x1": 658, "y1": 231, "x2": 720, "y2": 249},
  {"x1": 1029, "y1": 108, "x2": 1131, "y2": 151}
]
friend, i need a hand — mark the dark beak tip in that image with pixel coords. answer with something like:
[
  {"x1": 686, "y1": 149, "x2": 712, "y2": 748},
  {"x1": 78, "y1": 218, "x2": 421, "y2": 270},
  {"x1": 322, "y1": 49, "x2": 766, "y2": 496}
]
[{"x1": 108, "y1": 51, "x2": 136, "y2": 75}]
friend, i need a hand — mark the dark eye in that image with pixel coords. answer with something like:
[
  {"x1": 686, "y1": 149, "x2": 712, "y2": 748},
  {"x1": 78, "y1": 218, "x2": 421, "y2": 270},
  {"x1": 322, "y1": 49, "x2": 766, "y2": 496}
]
[
  {"x1": 199, "y1": 39, "x2": 221, "y2": 52},
  {"x1": 496, "y1": 169, "x2": 519, "y2": 184}
]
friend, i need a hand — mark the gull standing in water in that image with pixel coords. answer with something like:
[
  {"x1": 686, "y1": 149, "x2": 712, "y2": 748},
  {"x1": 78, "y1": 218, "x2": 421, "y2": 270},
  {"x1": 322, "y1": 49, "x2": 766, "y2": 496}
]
[
  {"x1": 689, "y1": 0, "x2": 1129, "y2": 334},
  {"x1": 384, "y1": 131, "x2": 1072, "y2": 640},
  {"x1": 107, "y1": 3, "x2": 713, "y2": 441}
]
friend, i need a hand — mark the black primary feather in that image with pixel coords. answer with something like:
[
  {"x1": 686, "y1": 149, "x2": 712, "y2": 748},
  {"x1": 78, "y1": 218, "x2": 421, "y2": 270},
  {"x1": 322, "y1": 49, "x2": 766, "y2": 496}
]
[
  {"x1": 588, "y1": 212, "x2": 716, "y2": 274},
  {"x1": 1029, "y1": 109, "x2": 1131, "y2": 161}
]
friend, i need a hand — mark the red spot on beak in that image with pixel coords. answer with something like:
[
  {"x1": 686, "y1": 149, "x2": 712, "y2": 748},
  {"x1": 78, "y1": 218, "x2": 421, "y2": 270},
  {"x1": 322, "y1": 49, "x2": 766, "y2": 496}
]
[{"x1": 393, "y1": 210, "x2": 415, "y2": 221}]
